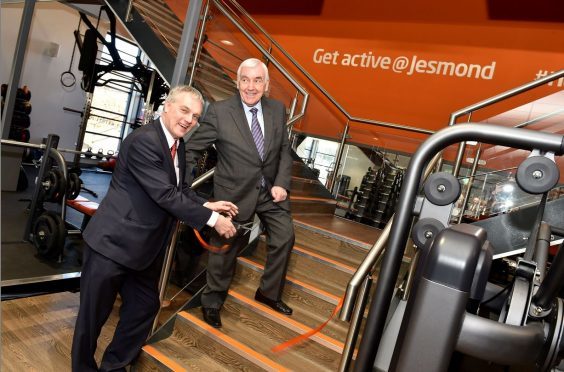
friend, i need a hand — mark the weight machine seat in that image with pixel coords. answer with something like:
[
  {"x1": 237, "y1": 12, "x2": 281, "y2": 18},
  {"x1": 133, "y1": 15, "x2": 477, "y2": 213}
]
[
  {"x1": 66, "y1": 195, "x2": 99, "y2": 216},
  {"x1": 66, "y1": 196, "x2": 99, "y2": 230}
]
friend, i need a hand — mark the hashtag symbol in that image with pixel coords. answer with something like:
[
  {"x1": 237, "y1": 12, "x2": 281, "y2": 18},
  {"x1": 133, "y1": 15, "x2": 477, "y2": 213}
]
[
  {"x1": 536, "y1": 70, "x2": 548, "y2": 79},
  {"x1": 535, "y1": 70, "x2": 556, "y2": 86}
]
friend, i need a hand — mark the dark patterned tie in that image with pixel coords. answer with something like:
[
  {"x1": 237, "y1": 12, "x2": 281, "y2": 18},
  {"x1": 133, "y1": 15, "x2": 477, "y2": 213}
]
[
  {"x1": 250, "y1": 107, "x2": 265, "y2": 187},
  {"x1": 170, "y1": 140, "x2": 178, "y2": 160},
  {"x1": 249, "y1": 108, "x2": 264, "y2": 160}
]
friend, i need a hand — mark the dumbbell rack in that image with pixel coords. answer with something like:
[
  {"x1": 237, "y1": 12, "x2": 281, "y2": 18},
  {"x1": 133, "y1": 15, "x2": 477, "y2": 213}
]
[{"x1": 1, "y1": 84, "x2": 32, "y2": 143}]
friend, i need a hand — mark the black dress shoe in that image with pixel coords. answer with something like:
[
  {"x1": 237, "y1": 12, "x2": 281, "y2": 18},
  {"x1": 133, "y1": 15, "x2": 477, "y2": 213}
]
[
  {"x1": 202, "y1": 307, "x2": 222, "y2": 328},
  {"x1": 254, "y1": 289, "x2": 293, "y2": 315}
]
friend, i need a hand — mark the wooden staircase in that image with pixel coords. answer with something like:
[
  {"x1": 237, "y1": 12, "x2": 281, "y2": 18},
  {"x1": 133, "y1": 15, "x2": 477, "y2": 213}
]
[
  {"x1": 99, "y1": 3, "x2": 411, "y2": 368},
  {"x1": 133, "y1": 159, "x2": 396, "y2": 370}
]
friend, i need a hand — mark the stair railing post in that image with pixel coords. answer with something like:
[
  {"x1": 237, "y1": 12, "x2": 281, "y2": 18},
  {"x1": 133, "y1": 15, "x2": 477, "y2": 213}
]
[
  {"x1": 286, "y1": 93, "x2": 298, "y2": 136},
  {"x1": 151, "y1": 221, "x2": 181, "y2": 334},
  {"x1": 124, "y1": 0, "x2": 134, "y2": 22},
  {"x1": 188, "y1": 1, "x2": 210, "y2": 87},
  {"x1": 456, "y1": 143, "x2": 482, "y2": 223},
  {"x1": 330, "y1": 121, "x2": 350, "y2": 196},
  {"x1": 171, "y1": 0, "x2": 204, "y2": 86},
  {"x1": 339, "y1": 274, "x2": 372, "y2": 372}
]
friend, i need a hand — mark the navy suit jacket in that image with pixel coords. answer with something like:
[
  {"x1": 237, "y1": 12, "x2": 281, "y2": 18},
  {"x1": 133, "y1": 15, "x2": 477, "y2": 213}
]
[{"x1": 83, "y1": 119, "x2": 212, "y2": 270}]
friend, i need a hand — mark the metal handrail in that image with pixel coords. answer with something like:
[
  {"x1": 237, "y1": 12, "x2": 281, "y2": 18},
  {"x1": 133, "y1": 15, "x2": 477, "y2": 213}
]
[
  {"x1": 449, "y1": 69, "x2": 564, "y2": 176},
  {"x1": 218, "y1": 0, "x2": 434, "y2": 136},
  {"x1": 152, "y1": 167, "x2": 216, "y2": 334},
  {"x1": 210, "y1": 0, "x2": 309, "y2": 126},
  {"x1": 337, "y1": 151, "x2": 441, "y2": 370}
]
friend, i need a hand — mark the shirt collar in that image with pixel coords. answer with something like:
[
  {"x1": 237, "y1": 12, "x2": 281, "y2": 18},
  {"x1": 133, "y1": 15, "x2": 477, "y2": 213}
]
[
  {"x1": 159, "y1": 116, "x2": 177, "y2": 149},
  {"x1": 242, "y1": 99, "x2": 263, "y2": 114}
]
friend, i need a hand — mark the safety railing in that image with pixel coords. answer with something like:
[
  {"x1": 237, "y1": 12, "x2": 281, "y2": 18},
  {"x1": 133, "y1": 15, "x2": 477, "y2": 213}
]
[
  {"x1": 152, "y1": 168, "x2": 216, "y2": 333},
  {"x1": 338, "y1": 70, "x2": 564, "y2": 369},
  {"x1": 354, "y1": 123, "x2": 564, "y2": 370},
  {"x1": 448, "y1": 69, "x2": 564, "y2": 177},
  {"x1": 214, "y1": 0, "x2": 434, "y2": 194},
  {"x1": 448, "y1": 70, "x2": 564, "y2": 224}
]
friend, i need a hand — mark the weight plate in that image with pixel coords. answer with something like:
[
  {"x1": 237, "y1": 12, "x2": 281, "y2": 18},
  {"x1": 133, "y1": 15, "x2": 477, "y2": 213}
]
[
  {"x1": 411, "y1": 217, "x2": 445, "y2": 248},
  {"x1": 66, "y1": 173, "x2": 81, "y2": 200},
  {"x1": 516, "y1": 156, "x2": 560, "y2": 194},
  {"x1": 424, "y1": 172, "x2": 461, "y2": 206},
  {"x1": 33, "y1": 211, "x2": 64, "y2": 258}
]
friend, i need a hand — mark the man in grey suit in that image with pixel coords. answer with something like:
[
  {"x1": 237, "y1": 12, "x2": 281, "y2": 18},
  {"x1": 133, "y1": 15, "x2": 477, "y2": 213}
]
[
  {"x1": 186, "y1": 58, "x2": 295, "y2": 328},
  {"x1": 72, "y1": 86, "x2": 238, "y2": 371}
]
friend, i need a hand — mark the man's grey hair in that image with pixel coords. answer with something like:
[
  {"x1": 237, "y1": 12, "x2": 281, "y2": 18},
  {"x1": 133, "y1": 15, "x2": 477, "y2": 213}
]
[
  {"x1": 165, "y1": 85, "x2": 204, "y2": 105},
  {"x1": 236, "y1": 58, "x2": 270, "y2": 82}
]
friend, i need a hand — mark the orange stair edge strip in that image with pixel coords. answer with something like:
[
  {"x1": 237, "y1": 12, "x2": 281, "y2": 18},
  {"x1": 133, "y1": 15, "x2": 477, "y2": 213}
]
[
  {"x1": 142, "y1": 344, "x2": 188, "y2": 372},
  {"x1": 228, "y1": 289, "x2": 344, "y2": 351},
  {"x1": 178, "y1": 311, "x2": 289, "y2": 372},
  {"x1": 237, "y1": 257, "x2": 341, "y2": 302}
]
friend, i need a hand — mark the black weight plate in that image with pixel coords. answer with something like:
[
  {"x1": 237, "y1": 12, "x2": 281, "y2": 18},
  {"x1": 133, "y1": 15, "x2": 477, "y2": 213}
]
[
  {"x1": 43, "y1": 170, "x2": 60, "y2": 202},
  {"x1": 66, "y1": 173, "x2": 81, "y2": 200},
  {"x1": 412, "y1": 217, "x2": 445, "y2": 249},
  {"x1": 48, "y1": 211, "x2": 67, "y2": 257},
  {"x1": 424, "y1": 172, "x2": 461, "y2": 206},
  {"x1": 52, "y1": 169, "x2": 66, "y2": 203},
  {"x1": 33, "y1": 212, "x2": 60, "y2": 258},
  {"x1": 15, "y1": 98, "x2": 31, "y2": 114},
  {"x1": 516, "y1": 156, "x2": 560, "y2": 194},
  {"x1": 11, "y1": 112, "x2": 30, "y2": 128}
]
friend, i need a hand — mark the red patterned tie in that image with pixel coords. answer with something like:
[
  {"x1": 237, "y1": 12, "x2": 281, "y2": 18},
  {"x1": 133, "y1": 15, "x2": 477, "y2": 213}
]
[{"x1": 170, "y1": 140, "x2": 178, "y2": 160}]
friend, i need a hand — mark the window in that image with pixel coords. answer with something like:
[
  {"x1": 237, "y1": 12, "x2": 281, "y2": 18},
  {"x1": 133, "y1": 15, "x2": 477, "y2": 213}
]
[{"x1": 81, "y1": 35, "x2": 142, "y2": 155}]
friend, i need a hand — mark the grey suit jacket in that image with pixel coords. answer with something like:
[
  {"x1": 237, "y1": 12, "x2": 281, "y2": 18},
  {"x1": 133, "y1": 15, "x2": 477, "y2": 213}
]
[
  {"x1": 84, "y1": 120, "x2": 213, "y2": 270},
  {"x1": 186, "y1": 95, "x2": 293, "y2": 221}
]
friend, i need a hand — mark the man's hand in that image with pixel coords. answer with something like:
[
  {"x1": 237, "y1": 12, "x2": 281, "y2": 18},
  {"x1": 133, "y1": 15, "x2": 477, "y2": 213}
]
[
  {"x1": 214, "y1": 215, "x2": 237, "y2": 238},
  {"x1": 271, "y1": 186, "x2": 287, "y2": 203},
  {"x1": 206, "y1": 201, "x2": 239, "y2": 218}
]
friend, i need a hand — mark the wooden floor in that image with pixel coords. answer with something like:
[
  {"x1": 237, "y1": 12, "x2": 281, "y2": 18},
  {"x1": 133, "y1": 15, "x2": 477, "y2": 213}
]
[
  {"x1": 1, "y1": 292, "x2": 113, "y2": 372},
  {"x1": 1, "y1": 281, "x2": 193, "y2": 372}
]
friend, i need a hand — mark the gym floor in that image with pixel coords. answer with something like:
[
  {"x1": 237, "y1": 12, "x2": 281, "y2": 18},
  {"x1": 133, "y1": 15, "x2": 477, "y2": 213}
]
[{"x1": 1, "y1": 164, "x2": 112, "y2": 299}]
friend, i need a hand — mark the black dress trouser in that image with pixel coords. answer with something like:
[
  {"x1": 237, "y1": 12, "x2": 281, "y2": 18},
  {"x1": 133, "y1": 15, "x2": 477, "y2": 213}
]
[{"x1": 71, "y1": 245, "x2": 163, "y2": 372}]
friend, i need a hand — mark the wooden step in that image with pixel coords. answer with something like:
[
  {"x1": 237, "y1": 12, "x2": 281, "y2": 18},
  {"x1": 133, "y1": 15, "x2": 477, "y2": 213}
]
[
  {"x1": 293, "y1": 214, "x2": 381, "y2": 248},
  {"x1": 290, "y1": 196, "x2": 337, "y2": 215},
  {"x1": 248, "y1": 242, "x2": 352, "y2": 297},
  {"x1": 291, "y1": 160, "x2": 321, "y2": 180},
  {"x1": 291, "y1": 177, "x2": 333, "y2": 199},
  {"x1": 181, "y1": 298, "x2": 342, "y2": 371},
  {"x1": 231, "y1": 262, "x2": 350, "y2": 343},
  {"x1": 293, "y1": 223, "x2": 370, "y2": 268},
  {"x1": 228, "y1": 290, "x2": 344, "y2": 353},
  {"x1": 139, "y1": 311, "x2": 277, "y2": 371}
]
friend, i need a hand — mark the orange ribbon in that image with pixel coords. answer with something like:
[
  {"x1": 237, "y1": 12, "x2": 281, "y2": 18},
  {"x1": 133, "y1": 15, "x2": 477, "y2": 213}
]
[
  {"x1": 272, "y1": 297, "x2": 344, "y2": 353},
  {"x1": 193, "y1": 229, "x2": 231, "y2": 253}
]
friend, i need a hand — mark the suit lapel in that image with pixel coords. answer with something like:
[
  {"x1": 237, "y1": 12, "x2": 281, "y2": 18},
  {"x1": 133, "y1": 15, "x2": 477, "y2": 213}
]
[
  {"x1": 230, "y1": 97, "x2": 262, "y2": 161},
  {"x1": 261, "y1": 98, "x2": 273, "y2": 158},
  {"x1": 178, "y1": 139, "x2": 186, "y2": 185},
  {"x1": 153, "y1": 119, "x2": 177, "y2": 185}
]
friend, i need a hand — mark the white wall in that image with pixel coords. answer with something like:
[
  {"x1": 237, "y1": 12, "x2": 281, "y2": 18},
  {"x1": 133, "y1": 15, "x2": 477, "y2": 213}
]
[{"x1": 1, "y1": 2, "x2": 106, "y2": 161}]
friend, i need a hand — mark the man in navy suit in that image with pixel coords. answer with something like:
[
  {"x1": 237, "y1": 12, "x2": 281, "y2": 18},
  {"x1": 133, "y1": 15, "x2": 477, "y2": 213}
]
[
  {"x1": 186, "y1": 58, "x2": 295, "y2": 328},
  {"x1": 71, "y1": 86, "x2": 238, "y2": 371}
]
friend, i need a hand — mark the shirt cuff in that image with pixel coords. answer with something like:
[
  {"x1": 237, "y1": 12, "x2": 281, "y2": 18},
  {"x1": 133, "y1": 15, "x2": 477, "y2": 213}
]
[{"x1": 206, "y1": 211, "x2": 219, "y2": 227}]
